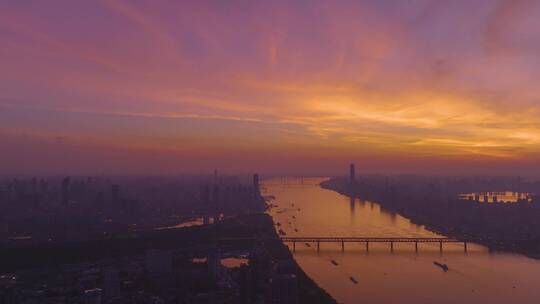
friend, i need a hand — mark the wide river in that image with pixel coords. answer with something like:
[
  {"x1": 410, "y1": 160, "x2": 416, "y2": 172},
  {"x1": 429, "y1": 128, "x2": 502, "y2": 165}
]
[{"x1": 263, "y1": 177, "x2": 540, "y2": 304}]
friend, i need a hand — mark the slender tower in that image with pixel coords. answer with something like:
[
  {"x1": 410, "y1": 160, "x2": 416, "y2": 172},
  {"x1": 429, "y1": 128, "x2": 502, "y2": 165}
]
[
  {"x1": 253, "y1": 173, "x2": 260, "y2": 194},
  {"x1": 111, "y1": 184, "x2": 121, "y2": 207},
  {"x1": 349, "y1": 163, "x2": 356, "y2": 184},
  {"x1": 61, "y1": 176, "x2": 70, "y2": 206}
]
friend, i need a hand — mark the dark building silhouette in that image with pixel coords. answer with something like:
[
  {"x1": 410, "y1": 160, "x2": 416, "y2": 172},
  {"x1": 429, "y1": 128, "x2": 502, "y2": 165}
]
[
  {"x1": 103, "y1": 269, "x2": 120, "y2": 300},
  {"x1": 349, "y1": 163, "x2": 356, "y2": 184},
  {"x1": 212, "y1": 184, "x2": 219, "y2": 206},
  {"x1": 111, "y1": 184, "x2": 120, "y2": 204},
  {"x1": 200, "y1": 184, "x2": 210, "y2": 205},
  {"x1": 200, "y1": 184, "x2": 211, "y2": 224},
  {"x1": 268, "y1": 260, "x2": 298, "y2": 304},
  {"x1": 96, "y1": 191, "x2": 105, "y2": 213},
  {"x1": 239, "y1": 264, "x2": 253, "y2": 304},
  {"x1": 250, "y1": 249, "x2": 272, "y2": 302},
  {"x1": 208, "y1": 248, "x2": 221, "y2": 279},
  {"x1": 0, "y1": 286, "x2": 15, "y2": 304},
  {"x1": 253, "y1": 174, "x2": 260, "y2": 194},
  {"x1": 61, "y1": 176, "x2": 70, "y2": 205}
]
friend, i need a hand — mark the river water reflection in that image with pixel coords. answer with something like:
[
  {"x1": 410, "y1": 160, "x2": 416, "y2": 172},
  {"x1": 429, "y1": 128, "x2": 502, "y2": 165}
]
[{"x1": 263, "y1": 177, "x2": 540, "y2": 304}]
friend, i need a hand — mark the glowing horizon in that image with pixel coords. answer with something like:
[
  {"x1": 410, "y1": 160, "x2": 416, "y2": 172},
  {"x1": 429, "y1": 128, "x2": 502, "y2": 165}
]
[{"x1": 1, "y1": 0, "x2": 540, "y2": 175}]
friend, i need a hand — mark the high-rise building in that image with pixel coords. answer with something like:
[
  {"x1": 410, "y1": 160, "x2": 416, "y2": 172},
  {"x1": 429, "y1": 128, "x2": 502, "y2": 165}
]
[
  {"x1": 61, "y1": 176, "x2": 70, "y2": 205},
  {"x1": 349, "y1": 163, "x2": 356, "y2": 183},
  {"x1": 111, "y1": 184, "x2": 119, "y2": 203},
  {"x1": 201, "y1": 184, "x2": 210, "y2": 205},
  {"x1": 212, "y1": 184, "x2": 220, "y2": 206},
  {"x1": 103, "y1": 269, "x2": 120, "y2": 299},
  {"x1": 253, "y1": 174, "x2": 260, "y2": 194},
  {"x1": 208, "y1": 248, "x2": 221, "y2": 279}
]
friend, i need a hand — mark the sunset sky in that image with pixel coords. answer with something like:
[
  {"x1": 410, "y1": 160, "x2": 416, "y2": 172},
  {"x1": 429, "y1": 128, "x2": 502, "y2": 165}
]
[{"x1": 1, "y1": 0, "x2": 540, "y2": 175}]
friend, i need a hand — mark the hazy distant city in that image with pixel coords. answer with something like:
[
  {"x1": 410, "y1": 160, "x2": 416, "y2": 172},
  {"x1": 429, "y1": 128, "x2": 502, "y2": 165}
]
[
  {"x1": 2, "y1": 170, "x2": 540, "y2": 303},
  {"x1": 3, "y1": 1, "x2": 540, "y2": 303}
]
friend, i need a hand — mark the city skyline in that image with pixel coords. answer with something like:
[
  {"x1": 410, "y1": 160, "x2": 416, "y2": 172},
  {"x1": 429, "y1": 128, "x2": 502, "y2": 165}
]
[
  {"x1": 2, "y1": 0, "x2": 540, "y2": 175},
  {"x1": 2, "y1": 2, "x2": 540, "y2": 303}
]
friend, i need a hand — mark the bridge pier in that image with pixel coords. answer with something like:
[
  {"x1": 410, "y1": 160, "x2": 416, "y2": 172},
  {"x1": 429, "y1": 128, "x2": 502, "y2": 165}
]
[
  {"x1": 317, "y1": 241, "x2": 320, "y2": 253},
  {"x1": 390, "y1": 241, "x2": 394, "y2": 253},
  {"x1": 464, "y1": 241, "x2": 468, "y2": 253},
  {"x1": 365, "y1": 241, "x2": 369, "y2": 252},
  {"x1": 341, "y1": 241, "x2": 345, "y2": 252},
  {"x1": 415, "y1": 241, "x2": 418, "y2": 253},
  {"x1": 439, "y1": 241, "x2": 443, "y2": 253},
  {"x1": 292, "y1": 241, "x2": 296, "y2": 252}
]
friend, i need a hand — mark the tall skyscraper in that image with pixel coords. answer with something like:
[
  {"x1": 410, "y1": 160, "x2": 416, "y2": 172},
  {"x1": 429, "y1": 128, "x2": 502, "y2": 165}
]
[
  {"x1": 103, "y1": 269, "x2": 120, "y2": 299},
  {"x1": 253, "y1": 173, "x2": 260, "y2": 194},
  {"x1": 111, "y1": 184, "x2": 119, "y2": 203},
  {"x1": 349, "y1": 163, "x2": 356, "y2": 183},
  {"x1": 208, "y1": 248, "x2": 221, "y2": 279},
  {"x1": 61, "y1": 176, "x2": 70, "y2": 205},
  {"x1": 201, "y1": 184, "x2": 210, "y2": 205},
  {"x1": 212, "y1": 184, "x2": 220, "y2": 206}
]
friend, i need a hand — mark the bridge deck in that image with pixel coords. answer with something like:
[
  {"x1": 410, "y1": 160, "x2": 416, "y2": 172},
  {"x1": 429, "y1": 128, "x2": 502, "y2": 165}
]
[
  {"x1": 280, "y1": 237, "x2": 464, "y2": 243},
  {"x1": 217, "y1": 236, "x2": 470, "y2": 252},
  {"x1": 218, "y1": 236, "x2": 468, "y2": 243}
]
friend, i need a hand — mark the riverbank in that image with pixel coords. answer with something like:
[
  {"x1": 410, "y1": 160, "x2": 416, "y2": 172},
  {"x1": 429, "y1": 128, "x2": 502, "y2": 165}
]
[
  {"x1": 320, "y1": 178, "x2": 540, "y2": 260},
  {"x1": 256, "y1": 214, "x2": 338, "y2": 304},
  {"x1": 0, "y1": 213, "x2": 337, "y2": 303}
]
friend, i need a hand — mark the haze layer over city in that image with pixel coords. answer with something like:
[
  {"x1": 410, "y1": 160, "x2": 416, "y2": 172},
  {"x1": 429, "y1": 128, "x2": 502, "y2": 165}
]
[{"x1": 1, "y1": 1, "x2": 540, "y2": 304}]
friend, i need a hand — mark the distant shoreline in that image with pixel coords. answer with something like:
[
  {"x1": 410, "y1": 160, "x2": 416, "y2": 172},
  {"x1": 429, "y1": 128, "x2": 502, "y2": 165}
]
[{"x1": 320, "y1": 179, "x2": 540, "y2": 261}]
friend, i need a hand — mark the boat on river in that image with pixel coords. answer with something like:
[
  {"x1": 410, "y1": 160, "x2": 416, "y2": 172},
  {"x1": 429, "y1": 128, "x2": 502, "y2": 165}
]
[{"x1": 433, "y1": 261, "x2": 449, "y2": 272}]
